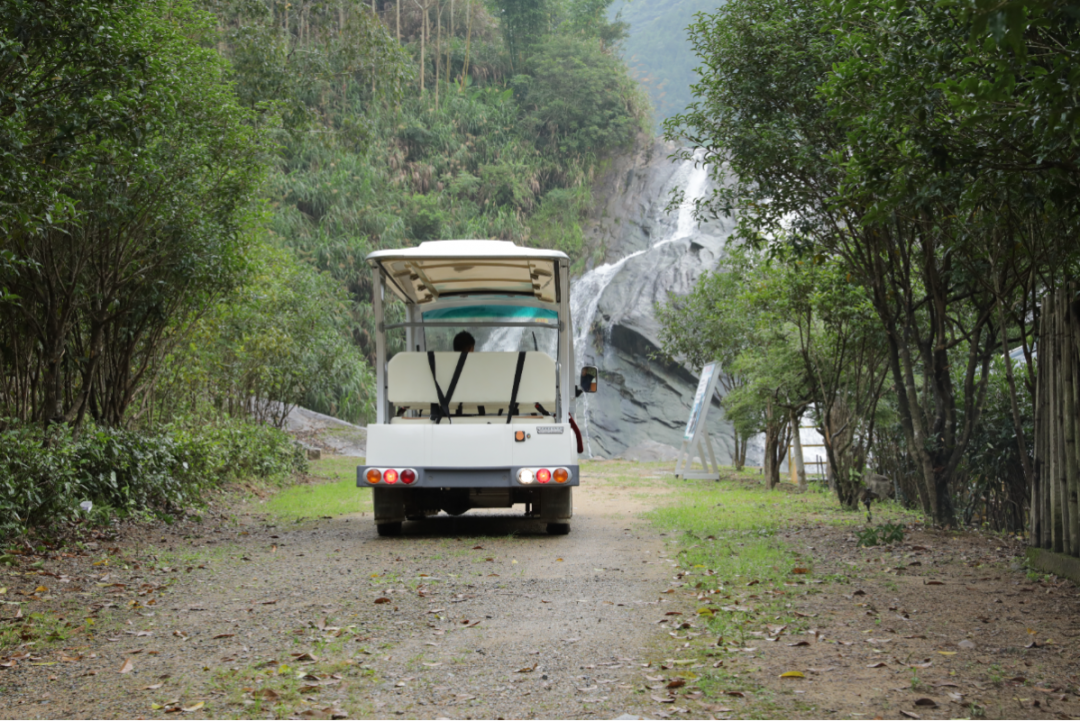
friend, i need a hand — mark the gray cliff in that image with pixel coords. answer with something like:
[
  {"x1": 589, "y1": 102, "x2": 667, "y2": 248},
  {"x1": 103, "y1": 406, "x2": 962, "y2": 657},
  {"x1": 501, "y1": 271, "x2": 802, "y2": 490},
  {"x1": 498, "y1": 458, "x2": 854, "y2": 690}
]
[{"x1": 571, "y1": 137, "x2": 738, "y2": 461}]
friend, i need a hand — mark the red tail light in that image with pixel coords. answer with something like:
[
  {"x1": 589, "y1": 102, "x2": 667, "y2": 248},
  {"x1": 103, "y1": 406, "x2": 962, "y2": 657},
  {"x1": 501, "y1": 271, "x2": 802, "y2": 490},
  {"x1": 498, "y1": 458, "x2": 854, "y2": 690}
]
[
  {"x1": 401, "y1": 469, "x2": 416, "y2": 485},
  {"x1": 536, "y1": 468, "x2": 551, "y2": 484},
  {"x1": 384, "y1": 469, "x2": 399, "y2": 484}
]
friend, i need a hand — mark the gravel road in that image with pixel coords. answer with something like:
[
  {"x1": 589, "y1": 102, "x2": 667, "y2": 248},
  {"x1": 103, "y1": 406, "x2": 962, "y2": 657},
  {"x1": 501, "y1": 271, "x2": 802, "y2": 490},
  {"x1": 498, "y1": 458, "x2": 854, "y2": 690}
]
[{"x1": 2, "y1": 464, "x2": 678, "y2": 719}]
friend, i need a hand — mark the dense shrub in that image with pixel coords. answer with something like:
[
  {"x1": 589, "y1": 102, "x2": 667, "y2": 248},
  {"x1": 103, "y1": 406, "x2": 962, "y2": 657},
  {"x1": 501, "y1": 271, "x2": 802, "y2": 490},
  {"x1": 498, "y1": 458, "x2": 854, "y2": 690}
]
[{"x1": 0, "y1": 419, "x2": 305, "y2": 538}]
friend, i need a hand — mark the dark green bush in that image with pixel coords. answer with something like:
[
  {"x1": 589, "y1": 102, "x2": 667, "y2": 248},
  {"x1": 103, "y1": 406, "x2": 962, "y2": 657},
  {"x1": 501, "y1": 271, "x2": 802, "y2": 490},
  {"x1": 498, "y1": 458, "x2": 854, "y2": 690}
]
[{"x1": 0, "y1": 418, "x2": 306, "y2": 538}]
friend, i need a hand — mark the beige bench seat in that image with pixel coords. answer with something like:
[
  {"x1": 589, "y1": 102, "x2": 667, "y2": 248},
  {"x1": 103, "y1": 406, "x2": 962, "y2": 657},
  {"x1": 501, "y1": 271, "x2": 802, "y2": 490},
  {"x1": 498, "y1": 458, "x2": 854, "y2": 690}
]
[{"x1": 388, "y1": 351, "x2": 556, "y2": 421}]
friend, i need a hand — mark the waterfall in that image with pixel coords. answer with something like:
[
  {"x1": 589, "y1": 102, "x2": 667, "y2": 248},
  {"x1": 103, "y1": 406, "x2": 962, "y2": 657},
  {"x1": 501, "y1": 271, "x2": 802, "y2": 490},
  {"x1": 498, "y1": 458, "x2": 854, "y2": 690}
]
[
  {"x1": 570, "y1": 152, "x2": 711, "y2": 456},
  {"x1": 480, "y1": 325, "x2": 525, "y2": 352}
]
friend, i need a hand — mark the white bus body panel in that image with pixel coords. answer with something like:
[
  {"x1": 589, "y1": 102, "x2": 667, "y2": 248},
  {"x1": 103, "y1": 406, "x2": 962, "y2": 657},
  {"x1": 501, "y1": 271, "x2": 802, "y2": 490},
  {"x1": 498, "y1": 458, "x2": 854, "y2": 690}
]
[{"x1": 367, "y1": 422, "x2": 576, "y2": 469}]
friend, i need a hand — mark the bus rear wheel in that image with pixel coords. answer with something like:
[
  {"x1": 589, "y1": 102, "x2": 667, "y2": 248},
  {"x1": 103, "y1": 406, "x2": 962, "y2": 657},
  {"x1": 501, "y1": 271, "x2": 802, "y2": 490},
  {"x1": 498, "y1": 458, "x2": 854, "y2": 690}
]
[{"x1": 376, "y1": 522, "x2": 402, "y2": 537}]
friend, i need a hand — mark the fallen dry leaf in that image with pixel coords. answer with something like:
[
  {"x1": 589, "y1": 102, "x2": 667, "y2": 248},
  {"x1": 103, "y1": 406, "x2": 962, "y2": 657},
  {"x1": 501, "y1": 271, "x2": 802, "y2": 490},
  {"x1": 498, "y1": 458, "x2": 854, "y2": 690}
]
[
  {"x1": 373, "y1": 597, "x2": 391, "y2": 604},
  {"x1": 914, "y1": 698, "x2": 939, "y2": 707},
  {"x1": 787, "y1": 641, "x2": 810, "y2": 647},
  {"x1": 666, "y1": 680, "x2": 685, "y2": 689},
  {"x1": 900, "y1": 711, "x2": 921, "y2": 719},
  {"x1": 182, "y1": 702, "x2": 204, "y2": 712},
  {"x1": 119, "y1": 658, "x2": 135, "y2": 674},
  {"x1": 867, "y1": 662, "x2": 888, "y2": 668},
  {"x1": 212, "y1": 634, "x2": 234, "y2": 639},
  {"x1": 651, "y1": 695, "x2": 675, "y2": 704},
  {"x1": 700, "y1": 704, "x2": 734, "y2": 713},
  {"x1": 779, "y1": 671, "x2": 804, "y2": 678}
]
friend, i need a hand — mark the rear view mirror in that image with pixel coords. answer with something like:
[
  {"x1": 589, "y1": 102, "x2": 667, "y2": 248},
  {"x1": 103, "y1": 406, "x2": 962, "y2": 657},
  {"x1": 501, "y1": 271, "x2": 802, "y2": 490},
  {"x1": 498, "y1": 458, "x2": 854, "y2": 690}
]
[{"x1": 580, "y1": 366, "x2": 598, "y2": 393}]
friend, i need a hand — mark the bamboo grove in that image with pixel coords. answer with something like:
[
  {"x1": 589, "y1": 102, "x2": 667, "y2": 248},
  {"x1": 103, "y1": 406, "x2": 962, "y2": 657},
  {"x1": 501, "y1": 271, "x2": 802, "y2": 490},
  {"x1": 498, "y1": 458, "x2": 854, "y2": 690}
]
[{"x1": 1, "y1": 0, "x2": 648, "y2": 431}]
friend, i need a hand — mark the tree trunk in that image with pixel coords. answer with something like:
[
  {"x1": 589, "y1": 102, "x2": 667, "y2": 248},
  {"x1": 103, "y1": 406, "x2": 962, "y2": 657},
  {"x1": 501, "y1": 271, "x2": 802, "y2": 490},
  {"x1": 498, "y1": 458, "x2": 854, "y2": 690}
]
[
  {"x1": 791, "y1": 408, "x2": 807, "y2": 490},
  {"x1": 434, "y1": 0, "x2": 441, "y2": 108},
  {"x1": 763, "y1": 398, "x2": 778, "y2": 489},
  {"x1": 461, "y1": 0, "x2": 472, "y2": 90},
  {"x1": 420, "y1": 0, "x2": 427, "y2": 92},
  {"x1": 1066, "y1": 295, "x2": 1080, "y2": 557},
  {"x1": 732, "y1": 428, "x2": 746, "y2": 471}
]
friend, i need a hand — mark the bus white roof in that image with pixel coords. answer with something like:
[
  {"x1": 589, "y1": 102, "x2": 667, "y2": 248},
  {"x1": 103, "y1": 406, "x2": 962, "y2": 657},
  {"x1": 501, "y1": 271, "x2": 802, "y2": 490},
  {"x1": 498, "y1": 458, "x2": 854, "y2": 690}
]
[{"x1": 366, "y1": 240, "x2": 568, "y2": 305}]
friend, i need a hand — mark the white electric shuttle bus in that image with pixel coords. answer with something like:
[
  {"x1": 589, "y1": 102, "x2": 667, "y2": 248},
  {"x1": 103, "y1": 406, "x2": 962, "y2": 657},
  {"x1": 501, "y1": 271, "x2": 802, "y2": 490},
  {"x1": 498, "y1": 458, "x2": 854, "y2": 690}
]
[{"x1": 357, "y1": 240, "x2": 598, "y2": 536}]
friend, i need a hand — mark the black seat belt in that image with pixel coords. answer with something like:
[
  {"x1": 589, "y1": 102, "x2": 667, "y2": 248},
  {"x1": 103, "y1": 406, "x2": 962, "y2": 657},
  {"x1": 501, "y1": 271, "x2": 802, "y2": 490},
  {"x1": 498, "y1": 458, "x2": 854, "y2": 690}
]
[
  {"x1": 506, "y1": 351, "x2": 526, "y2": 424},
  {"x1": 427, "y1": 351, "x2": 469, "y2": 424}
]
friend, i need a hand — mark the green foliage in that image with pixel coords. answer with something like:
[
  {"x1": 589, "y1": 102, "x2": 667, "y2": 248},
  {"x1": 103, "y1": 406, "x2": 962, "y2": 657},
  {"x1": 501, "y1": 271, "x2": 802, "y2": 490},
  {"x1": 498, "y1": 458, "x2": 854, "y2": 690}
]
[
  {"x1": 664, "y1": 0, "x2": 1071, "y2": 527},
  {"x1": 492, "y1": 0, "x2": 552, "y2": 72},
  {"x1": 0, "y1": 418, "x2": 305, "y2": 538},
  {"x1": 522, "y1": 34, "x2": 645, "y2": 155},
  {"x1": 0, "y1": 0, "x2": 158, "y2": 237},
  {"x1": 157, "y1": 243, "x2": 374, "y2": 425},
  {"x1": 223, "y1": 0, "x2": 649, "y2": 371},
  {"x1": 855, "y1": 523, "x2": 905, "y2": 547},
  {"x1": 528, "y1": 185, "x2": 592, "y2": 257},
  {"x1": 0, "y1": 0, "x2": 267, "y2": 427},
  {"x1": 219, "y1": 0, "x2": 410, "y2": 137},
  {"x1": 952, "y1": 357, "x2": 1032, "y2": 532}
]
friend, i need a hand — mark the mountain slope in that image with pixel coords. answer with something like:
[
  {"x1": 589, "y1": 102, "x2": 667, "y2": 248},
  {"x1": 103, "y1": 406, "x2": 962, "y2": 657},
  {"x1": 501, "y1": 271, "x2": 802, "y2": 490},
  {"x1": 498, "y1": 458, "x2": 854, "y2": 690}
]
[{"x1": 611, "y1": 0, "x2": 726, "y2": 124}]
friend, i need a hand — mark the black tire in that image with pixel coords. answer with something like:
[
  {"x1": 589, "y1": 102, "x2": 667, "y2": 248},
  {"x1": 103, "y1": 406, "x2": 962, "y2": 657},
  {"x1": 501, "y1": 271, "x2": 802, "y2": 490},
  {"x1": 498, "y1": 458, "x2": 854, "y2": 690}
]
[
  {"x1": 376, "y1": 522, "x2": 402, "y2": 537},
  {"x1": 547, "y1": 522, "x2": 570, "y2": 535}
]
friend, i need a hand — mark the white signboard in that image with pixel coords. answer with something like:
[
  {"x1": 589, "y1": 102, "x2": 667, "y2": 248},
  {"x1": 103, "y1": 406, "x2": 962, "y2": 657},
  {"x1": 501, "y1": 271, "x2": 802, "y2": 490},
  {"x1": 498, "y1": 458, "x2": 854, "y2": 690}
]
[
  {"x1": 684, "y1": 361, "x2": 718, "y2": 441},
  {"x1": 675, "y1": 362, "x2": 722, "y2": 480}
]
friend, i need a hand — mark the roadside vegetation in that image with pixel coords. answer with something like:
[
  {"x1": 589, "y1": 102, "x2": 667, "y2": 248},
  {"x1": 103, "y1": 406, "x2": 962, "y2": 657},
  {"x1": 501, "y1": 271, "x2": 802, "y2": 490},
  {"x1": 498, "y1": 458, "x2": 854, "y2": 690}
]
[
  {"x1": 0, "y1": 0, "x2": 646, "y2": 541},
  {"x1": 658, "y1": 0, "x2": 1079, "y2": 535},
  {"x1": 262, "y1": 456, "x2": 372, "y2": 522}
]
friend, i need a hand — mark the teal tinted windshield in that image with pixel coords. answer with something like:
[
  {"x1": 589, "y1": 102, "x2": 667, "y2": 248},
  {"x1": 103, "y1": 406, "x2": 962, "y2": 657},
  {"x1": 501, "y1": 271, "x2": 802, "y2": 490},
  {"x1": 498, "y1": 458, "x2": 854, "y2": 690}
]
[
  {"x1": 422, "y1": 305, "x2": 557, "y2": 323},
  {"x1": 420, "y1": 305, "x2": 558, "y2": 353}
]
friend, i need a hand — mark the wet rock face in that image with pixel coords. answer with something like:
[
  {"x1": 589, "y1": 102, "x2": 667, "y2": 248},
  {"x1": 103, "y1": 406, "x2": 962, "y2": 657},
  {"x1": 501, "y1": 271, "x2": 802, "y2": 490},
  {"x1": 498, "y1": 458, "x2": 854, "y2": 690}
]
[{"x1": 573, "y1": 138, "x2": 738, "y2": 460}]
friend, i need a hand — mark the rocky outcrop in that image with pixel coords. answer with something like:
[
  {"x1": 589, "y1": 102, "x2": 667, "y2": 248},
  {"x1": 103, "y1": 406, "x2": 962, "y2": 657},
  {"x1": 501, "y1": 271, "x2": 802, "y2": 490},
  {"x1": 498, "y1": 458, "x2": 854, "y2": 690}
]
[{"x1": 572, "y1": 137, "x2": 739, "y2": 461}]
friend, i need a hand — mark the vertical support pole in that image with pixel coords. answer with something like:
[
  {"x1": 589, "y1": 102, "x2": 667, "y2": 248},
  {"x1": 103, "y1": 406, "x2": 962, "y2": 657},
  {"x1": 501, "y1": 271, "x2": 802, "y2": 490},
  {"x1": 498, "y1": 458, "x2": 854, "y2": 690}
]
[
  {"x1": 675, "y1": 440, "x2": 689, "y2": 478},
  {"x1": 373, "y1": 267, "x2": 387, "y2": 425},
  {"x1": 558, "y1": 259, "x2": 572, "y2": 425},
  {"x1": 703, "y1": 429, "x2": 719, "y2": 476}
]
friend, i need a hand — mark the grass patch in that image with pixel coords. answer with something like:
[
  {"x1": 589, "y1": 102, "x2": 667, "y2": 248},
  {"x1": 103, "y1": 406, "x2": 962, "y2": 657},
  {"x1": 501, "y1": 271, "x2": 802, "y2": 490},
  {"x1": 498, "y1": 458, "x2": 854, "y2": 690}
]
[
  {"x1": 263, "y1": 456, "x2": 372, "y2": 521},
  {"x1": 0, "y1": 610, "x2": 88, "y2": 653},
  {"x1": 637, "y1": 469, "x2": 920, "y2": 716}
]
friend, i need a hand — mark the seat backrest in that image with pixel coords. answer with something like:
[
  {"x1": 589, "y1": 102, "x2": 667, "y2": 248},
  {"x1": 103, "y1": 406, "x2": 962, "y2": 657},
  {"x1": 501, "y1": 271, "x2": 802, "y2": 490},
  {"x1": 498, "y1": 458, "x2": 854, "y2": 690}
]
[{"x1": 387, "y1": 351, "x2": 556, "y2": 408}]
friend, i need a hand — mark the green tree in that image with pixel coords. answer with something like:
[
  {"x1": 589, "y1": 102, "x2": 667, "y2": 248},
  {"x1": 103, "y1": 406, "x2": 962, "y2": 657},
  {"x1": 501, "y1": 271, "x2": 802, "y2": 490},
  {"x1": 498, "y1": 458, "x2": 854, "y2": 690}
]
[
  {"x1": 159, "y1": 243, "x2": 375, "y2": 426},
  {"x1": 0, "y1": 0, "x2": 156, "y2": 239},
  {"x1": 0, "y1": 0, "x2": 266, "y2": 428},
  {"x1": 656, "y1": 264, "x2": 755, "y2": 470},
  {"x1": 663, "y1": 0, "x2": 1055, "y2": 525},
  {"x1": 522, "y1": 34, "x2": 645, "y2": 156}
]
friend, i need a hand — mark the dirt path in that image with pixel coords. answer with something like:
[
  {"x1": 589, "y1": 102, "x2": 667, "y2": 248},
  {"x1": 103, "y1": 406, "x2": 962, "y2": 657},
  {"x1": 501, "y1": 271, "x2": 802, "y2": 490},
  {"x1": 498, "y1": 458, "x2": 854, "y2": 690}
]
[
  {"x1": 730, "y1": 523, "x2": 1080, "y2": 720},
  {"x1": 1, "y1": 465, "x2": 675, "y2": 719},
  {"x1": 4, "y1": 464, "x2": 1080, "y2": 720}
]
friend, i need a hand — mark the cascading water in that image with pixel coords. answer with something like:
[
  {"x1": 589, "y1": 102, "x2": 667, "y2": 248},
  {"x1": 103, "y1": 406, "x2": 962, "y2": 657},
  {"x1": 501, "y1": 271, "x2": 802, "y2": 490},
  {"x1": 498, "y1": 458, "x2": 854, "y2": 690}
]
[{"x1": 570, "y1": 152, "x2": 712, "y2": 456}]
